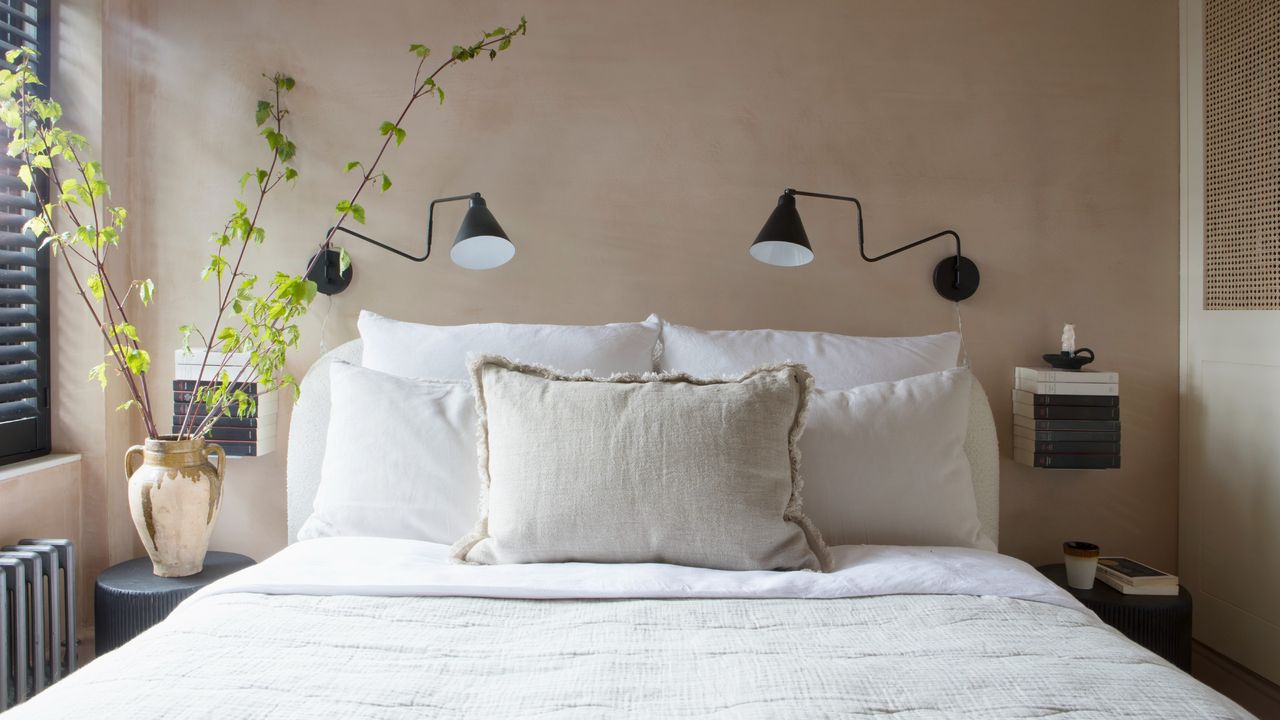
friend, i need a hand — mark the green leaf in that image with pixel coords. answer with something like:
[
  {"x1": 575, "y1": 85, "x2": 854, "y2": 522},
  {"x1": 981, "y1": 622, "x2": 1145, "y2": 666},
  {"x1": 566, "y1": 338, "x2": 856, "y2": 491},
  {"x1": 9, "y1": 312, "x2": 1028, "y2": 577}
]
[
  {"x1": 343, "y1": 160, "x2": 361, "y2": 173},
  {"x1": 338, "y1": 246, "x2": 351, "y2": 273},
  {"x1": 393, "y1": 127, "x2": 406, "y2": 146},
  {"x1": 499, "y1": 37, "x2": 511, "y2": 51},
  {"x1": 22, "y1": 214, "x2": 47, "y2": 238},
  {"x1": 112, "y1": 322, "x2": 139, "y2": 342},
  {"x1": 179, "y1": 324, "x2": 193, "y2": 353},
  {"x1": 437, "y1": 86, "x2": 445, "y2": 105},
  {"x1": 283, "y1": 167, "x2": 298, "y2": 181},
  {"x1": 86, "y1": 273, "x2": 104, "y2": 300},
  {"x1": 335, "y1": 199, "x2": 352, "y2": 214},
  {"x1": 378, "y1": 121, "x2": 396, "y2": 137},
  {"x1": 139, "y1": 278, "x2": 155, "y2": 305},
  {"x1": 88, "y1": 362, "x2": 108, "y2": 389},
  {"x1": 16, "y1": 164, "x2": 31, "y2": 189},
  {"x1": 350, "y1": 203, "x2": 366, "y2": 224},
  {"x1": 489, "y1": 50, "x2": 497, "y2": 61},
  {"x1": 380, "y1": 174, "x2": 392, "y2": 192},
  {"x1": 116, "y1": 398, "x2": 137, "y2": 412},
  {"x1": 124, "y1": 348, "x2": 150, "y2": 375},
  {"x1": 255, "y1": 100, "x2": 271, "y2": 127},
  {"x1": 409, "y1": 43, "x2": 430, "y2": 58}
]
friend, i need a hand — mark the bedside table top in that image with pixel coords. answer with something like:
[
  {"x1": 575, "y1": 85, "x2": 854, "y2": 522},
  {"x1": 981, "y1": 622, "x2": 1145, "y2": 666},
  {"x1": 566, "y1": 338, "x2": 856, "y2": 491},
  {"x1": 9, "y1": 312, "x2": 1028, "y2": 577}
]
[
  {"x1": 1037, "y1": 563, "x2": 1191, "y2": 608},
  {"x1": 97, "y1": 551, "x2": 255, "y2": 595}
]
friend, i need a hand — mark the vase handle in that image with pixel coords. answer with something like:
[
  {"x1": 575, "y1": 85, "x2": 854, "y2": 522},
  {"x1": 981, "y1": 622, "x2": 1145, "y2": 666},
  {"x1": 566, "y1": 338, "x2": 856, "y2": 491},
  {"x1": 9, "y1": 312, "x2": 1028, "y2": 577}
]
[
  {"x1": 124, "y1": 444, "x2": 145, "y2": 480},
  {"x1": 205, "y1": 443, "x2": 226, "y2": 477}
]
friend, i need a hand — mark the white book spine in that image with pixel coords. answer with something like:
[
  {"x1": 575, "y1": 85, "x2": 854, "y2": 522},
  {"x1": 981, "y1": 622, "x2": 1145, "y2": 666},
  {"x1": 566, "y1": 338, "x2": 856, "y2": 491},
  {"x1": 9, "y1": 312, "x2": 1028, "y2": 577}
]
[
  {"x1": 175, "y1": 350, "x2": 253, "y2": 367},
  {"x1": 1015, "y1": 367, "x2": 1120, "y2": 384},
  {"x1": 1013, "y1": 378, "x2": 1119, "y2": 396}
]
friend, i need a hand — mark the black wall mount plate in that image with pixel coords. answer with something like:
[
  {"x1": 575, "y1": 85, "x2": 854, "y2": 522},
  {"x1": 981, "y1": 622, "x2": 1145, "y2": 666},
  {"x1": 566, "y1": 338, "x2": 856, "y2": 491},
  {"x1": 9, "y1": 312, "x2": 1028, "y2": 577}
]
[
  {"x1": 307, "y1": 248, "x2": 353, "y2": 296},
  {"x1": 932, "y1": 255, "x2": 980, "y2": 301}
]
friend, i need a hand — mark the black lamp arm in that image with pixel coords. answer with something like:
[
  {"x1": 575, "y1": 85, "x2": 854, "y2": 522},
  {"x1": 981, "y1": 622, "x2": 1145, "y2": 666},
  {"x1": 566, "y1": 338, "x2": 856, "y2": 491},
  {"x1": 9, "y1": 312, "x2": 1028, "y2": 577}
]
[
  {"x1": 786, "y1": 188, "x2": 964, "y2": 288},
  {"x1": 324, "y1": 192, "x2": 478, "y2": 263}
]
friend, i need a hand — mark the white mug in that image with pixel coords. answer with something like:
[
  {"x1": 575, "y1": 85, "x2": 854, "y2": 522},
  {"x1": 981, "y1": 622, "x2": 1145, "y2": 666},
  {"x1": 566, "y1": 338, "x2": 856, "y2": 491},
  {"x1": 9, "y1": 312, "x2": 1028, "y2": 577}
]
[{"x1": 1063, "y1": 541, "x2": 1100, "y2": 590}]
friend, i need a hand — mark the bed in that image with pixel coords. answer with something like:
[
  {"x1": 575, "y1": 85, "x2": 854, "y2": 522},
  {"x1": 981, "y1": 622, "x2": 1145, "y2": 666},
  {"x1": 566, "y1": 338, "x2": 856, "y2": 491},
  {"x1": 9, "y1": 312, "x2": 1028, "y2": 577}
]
[{"x1": 4, "y1": 327, "x2": 1251, "y2": 719}]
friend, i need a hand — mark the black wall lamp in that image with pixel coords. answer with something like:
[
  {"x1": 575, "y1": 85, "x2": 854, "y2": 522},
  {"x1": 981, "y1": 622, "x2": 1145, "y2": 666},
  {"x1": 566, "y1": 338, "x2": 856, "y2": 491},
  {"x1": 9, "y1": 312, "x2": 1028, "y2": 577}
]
[
  {"x1": 307, "y1": 192, "x2": 514, "y2": 295},
  {"x1": 750, "y1": 188, "x2": 979, "y2": 301}
]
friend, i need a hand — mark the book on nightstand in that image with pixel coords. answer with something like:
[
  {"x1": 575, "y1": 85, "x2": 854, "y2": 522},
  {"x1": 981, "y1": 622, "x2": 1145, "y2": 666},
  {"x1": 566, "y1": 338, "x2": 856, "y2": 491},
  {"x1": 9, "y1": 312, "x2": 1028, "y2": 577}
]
[
  {"x1": 1095, "y1": 557, "x2": 1179, "y2": 596},
  {"x1": 1013, "y1": 367, "x2": 1121, "y2": 469}
]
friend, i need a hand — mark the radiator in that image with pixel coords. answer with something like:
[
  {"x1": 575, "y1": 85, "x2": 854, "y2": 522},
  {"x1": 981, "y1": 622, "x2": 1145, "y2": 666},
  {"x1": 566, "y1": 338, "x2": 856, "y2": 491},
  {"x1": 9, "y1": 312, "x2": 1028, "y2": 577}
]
[{"x1": 1, "y1": 539, "x2": 76, "y2": 711}]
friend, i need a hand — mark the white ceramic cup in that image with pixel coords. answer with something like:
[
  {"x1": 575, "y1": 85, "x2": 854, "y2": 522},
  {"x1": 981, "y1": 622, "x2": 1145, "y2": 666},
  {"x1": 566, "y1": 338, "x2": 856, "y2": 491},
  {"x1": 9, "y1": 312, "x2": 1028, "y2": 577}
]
[{"x1": 1063, "y1": 541, "x2": 1100, "y2": 590}]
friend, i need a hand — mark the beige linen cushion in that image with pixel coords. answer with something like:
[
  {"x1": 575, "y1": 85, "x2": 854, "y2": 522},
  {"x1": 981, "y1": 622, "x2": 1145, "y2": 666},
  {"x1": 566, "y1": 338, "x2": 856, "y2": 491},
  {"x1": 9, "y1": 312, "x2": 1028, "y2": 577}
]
[{"x1": 451, "y1": 356, "x2": 831, "y2": 572}]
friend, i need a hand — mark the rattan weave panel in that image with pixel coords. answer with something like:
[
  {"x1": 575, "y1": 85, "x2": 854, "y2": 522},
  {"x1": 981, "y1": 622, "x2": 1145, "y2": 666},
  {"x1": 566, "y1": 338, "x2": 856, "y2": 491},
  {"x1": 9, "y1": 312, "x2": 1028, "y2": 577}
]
[{"x1": 1204, "y1": 0, "x2": 1280, "y2": 309}]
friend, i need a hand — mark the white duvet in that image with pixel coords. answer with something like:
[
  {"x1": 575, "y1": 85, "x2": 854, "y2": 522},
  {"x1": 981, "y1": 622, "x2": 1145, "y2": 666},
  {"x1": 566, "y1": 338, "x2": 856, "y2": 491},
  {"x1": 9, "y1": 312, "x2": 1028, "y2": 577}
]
[{"x1": 6, "y1": 538, "x2": 1250, "y2": 719}]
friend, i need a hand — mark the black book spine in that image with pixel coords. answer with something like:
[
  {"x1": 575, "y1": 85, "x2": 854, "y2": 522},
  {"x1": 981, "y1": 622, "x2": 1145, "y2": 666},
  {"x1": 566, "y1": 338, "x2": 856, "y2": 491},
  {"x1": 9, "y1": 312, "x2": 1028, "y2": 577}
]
[
  {"x1": 1030, "y1": 394, "x2": 1119, "y2": 407},
  {"x1": 173, "y1": 401, "x2": 259, "y2": 417},
  {"x1": 172, "y1": 380, "x2": 259, "y2": 393},
  {"x1": 174, "y1": 390, "x2": 262, "y2": 404},
  {"x1": 186, "y1": 427, "x2": 263, "y2": 441},
  {"x1": 1025, "y1": 406, "x2": 1120, "y2": 420},
  {"x1": 1024, "y1": 418, "x2": 1121, "y2": 431},
  {"x1": 1032, "y1": 454, "x2": 1121, "y2": 469},
  {"x1": 171, "y1": 415, "x2": 263, "y2": 429},
  {"x1": 1030, "y1": 441, "x2": 1121, "y2": 454},
  {"x1": 218, "y1": 443, "x2": 260, "y2": 457},
  {"x1": 1020, "y1": 429, "x2": 1121, "y2": 442}
]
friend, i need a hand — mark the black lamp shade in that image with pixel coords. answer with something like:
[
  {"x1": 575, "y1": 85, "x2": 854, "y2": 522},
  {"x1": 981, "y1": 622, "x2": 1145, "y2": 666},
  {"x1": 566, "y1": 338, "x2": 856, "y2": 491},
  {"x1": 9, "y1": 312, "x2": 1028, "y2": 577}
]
[
  {"x1": 450, "y1": 195, "x2": 514, "y2": 270},
  {"x1": 750, "y1": 193, "x2": 813, "y2": 267}
]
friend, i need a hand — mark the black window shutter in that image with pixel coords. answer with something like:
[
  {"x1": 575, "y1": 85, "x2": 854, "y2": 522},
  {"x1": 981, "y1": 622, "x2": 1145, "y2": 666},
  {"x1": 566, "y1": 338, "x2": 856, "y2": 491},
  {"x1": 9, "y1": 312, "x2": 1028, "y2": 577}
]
[{"x1": 0, "y1": 0, "x2": 50, "y2": 465}]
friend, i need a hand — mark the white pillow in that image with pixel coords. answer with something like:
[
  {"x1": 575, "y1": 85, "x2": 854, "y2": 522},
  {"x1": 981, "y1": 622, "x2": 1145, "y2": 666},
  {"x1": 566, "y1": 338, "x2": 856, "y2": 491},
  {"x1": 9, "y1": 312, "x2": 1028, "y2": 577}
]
[
  {"x1": 297, "y1": 362, "x2": 478, "y2": 544},
  {"x1": 655, "y1": 318, "x2": 960, "y2": 389},
  {"x1": 359, "y1": 310, "x2": 661, "y2": 380},
  {"x1": 799, "y1": 367, "x2": 990, "y2": 549}
]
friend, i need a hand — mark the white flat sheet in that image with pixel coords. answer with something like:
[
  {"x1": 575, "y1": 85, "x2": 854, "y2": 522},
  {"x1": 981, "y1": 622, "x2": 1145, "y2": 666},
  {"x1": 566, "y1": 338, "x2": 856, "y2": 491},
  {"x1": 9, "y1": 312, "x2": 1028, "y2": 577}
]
[{"x1": 186, "y1": 536, "x2": 1080, "y2": 609}]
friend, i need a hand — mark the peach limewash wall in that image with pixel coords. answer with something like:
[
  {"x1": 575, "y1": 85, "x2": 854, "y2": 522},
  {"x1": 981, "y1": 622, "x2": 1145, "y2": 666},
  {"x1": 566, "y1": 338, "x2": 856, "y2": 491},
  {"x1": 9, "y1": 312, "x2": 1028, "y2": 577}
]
[{"x1": 56, "y1": 0, "x2": 1179, "y2": 572}]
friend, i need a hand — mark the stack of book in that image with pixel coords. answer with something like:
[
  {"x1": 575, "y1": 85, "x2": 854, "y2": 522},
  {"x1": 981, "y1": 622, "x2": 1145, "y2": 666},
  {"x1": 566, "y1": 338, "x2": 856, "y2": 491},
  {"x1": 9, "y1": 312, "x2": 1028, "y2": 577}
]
[
  {"x1": 1096, "y1": 557, "x2": 1179, "y2": 596},
  {"x1": 172, "y1": 351, "x2": 278, "y2": 457},
  {"x1": 1012, "y1": 366, "x2": 1119, "y2": 469}
]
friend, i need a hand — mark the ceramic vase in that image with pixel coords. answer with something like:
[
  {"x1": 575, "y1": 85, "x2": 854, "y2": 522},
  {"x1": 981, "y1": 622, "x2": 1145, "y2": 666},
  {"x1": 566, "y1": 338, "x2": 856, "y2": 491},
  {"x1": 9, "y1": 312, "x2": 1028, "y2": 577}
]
[{"x1": 125, "y1": 436, "x2": 226, "y2": 577}]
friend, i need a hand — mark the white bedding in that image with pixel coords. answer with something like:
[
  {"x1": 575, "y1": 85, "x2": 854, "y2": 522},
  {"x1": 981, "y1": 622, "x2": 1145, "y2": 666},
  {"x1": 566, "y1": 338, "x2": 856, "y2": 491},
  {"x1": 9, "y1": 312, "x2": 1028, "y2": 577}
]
[{"x1": 6, "y1": 539, "x2": 1250, "y2": 719}]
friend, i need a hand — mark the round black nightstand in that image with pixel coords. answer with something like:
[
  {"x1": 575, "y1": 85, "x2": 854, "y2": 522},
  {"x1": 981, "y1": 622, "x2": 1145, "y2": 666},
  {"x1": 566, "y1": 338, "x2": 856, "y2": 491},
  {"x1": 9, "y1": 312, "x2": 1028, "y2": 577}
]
[
  {"x1": 1038, "y1": 563, "x2": 1191, "y2": 671},
  {"x1": 95, "y1": 552, "x2": 255, "y2": 655}
]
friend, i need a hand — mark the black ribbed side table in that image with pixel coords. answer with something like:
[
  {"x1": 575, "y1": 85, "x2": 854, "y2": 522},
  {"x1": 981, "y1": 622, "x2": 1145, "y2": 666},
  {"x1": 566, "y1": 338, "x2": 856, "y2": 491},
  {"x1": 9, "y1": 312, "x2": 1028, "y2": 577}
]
[
  {"x1": 1038, "y1": 563, "x2": 1192, "y2": 671},
  {"x1": 95, "y1": 552, "x2": 255, "y2": 656}
]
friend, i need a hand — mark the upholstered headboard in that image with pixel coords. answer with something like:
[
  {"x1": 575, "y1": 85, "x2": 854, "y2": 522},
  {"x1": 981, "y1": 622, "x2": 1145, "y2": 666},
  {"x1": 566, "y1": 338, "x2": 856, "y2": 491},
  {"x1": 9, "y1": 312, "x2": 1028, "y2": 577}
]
[{"x1": 286, "y1": 339, "x2": 1001, "y2": 547}]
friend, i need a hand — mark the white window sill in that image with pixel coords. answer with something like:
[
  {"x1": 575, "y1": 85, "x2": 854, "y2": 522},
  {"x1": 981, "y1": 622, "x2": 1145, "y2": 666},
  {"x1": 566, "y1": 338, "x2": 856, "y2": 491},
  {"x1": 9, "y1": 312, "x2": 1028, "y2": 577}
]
[{"x1": 0, "y1": 453, "x2": 81, "y2": 484}]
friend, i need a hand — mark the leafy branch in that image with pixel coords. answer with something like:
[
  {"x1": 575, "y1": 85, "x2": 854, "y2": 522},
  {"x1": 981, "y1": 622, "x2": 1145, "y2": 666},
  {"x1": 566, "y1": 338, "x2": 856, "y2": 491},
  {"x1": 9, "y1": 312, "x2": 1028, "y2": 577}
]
[
  {"x1": 320, "y1": 17, "x2": 528, "y2": 273},
  {"x1": 177, "y1": 74, "x2": 316, "y2": 439},
  {"x1": 0, "y1": 49, "x2": 312, "y2": 440},
  {"x1": 1, "y1": 47, "x2": 160, "y2": 436}
]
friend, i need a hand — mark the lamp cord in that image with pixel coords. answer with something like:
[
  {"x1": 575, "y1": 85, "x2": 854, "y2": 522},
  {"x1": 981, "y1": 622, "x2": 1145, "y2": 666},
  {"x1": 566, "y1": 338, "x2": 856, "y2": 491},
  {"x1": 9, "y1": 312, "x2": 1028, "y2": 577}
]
[
  {"x1": 953, "y1": 301, "x2": 970, "y2": 369},
  {"x1": 318, "y1": 294, "x2": 333, "y2": 355}
]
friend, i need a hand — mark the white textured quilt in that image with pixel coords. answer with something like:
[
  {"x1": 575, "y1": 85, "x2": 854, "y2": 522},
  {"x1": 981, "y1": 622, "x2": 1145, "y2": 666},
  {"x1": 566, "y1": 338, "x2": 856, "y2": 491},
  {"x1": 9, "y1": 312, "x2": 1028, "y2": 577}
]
[{"x1": 6, "y1": 539, "x2": 1249, "y2": 719}]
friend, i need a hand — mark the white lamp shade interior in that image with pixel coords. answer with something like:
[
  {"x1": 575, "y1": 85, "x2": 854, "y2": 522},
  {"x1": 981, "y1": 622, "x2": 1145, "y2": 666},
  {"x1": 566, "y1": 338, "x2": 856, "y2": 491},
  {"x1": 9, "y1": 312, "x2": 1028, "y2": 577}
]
[
  {"x1": 750, "y1": 240, "x2": 814, "y2": 267},
  {"x1": 451, "y1": 234, "x2": 515, "y2": 270}
]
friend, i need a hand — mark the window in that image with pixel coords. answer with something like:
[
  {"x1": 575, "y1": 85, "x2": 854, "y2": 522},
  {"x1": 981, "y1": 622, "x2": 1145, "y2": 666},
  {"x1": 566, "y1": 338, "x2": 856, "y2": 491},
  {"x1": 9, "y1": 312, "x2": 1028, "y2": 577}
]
[{"x1": 0, "y1": 0, "x2": 50, "y2": 465}]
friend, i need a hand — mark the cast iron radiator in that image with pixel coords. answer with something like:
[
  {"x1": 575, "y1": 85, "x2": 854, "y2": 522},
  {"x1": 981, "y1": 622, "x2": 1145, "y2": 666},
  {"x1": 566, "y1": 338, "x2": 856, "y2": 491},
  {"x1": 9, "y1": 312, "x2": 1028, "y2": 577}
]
[{"x1": 0, "y1": 539, "x2": 76, "y2": 711}]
